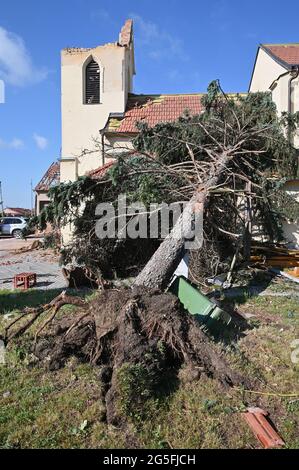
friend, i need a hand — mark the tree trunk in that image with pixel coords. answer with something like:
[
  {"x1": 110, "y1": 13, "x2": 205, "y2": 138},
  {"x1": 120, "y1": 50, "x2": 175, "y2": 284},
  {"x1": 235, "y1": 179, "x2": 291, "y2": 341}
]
[
  {"x1": 134, "y1": 152, "x2": 231, "y2": 290},
  {"x1": 243, "y1": 181, "x2": 252, "y2": 260}
]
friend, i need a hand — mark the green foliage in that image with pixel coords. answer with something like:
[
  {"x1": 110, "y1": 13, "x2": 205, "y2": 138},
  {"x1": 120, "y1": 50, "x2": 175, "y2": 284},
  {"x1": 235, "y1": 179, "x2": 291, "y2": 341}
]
[
  {"x1": 117, "y1": 363, "x2": 159, "y2": 423},
  {"x1": 201, "y1": 80, "x2": 222, "y2": 111},
  {"x1": 43, "y1": 231, "x2": 61, "y2": 250},
  {"x1": 271, "y1": 181, "x2": 299, "y2": 222},
  {"x1": 116, "y1": 343, "x2": 175, "y2": 425},
  {"x1": 29, "y1": 83, "x2": 299, "y2": 282}
]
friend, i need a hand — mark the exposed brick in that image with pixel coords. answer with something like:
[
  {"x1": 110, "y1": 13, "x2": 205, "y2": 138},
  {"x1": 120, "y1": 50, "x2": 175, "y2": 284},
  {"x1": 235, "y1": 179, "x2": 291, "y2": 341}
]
[{"x1": 119, "y1": 19, "x2": 133, "y2": 47}]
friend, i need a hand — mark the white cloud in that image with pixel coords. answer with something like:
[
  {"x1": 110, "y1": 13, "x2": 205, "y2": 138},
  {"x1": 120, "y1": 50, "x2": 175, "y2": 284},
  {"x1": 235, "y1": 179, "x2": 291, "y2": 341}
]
[
  {"x1": 0, "y1": 137, "x2": 24, "y2": 149},
  {"x1": 130, "y1": 14, "x2": 187, "y2": 61},
  {"x1": 0, "y1": 26, "x2": 48, "y2": 87},
  {"x1": 33, "y1": 133, "x2": 48, "y2": 150},
  {"x1": 91, "y1": 8, "x2": 110, "y2": 21},
  {"x1": 10, "y1": 138, "x2": 24, "y2": 149}
]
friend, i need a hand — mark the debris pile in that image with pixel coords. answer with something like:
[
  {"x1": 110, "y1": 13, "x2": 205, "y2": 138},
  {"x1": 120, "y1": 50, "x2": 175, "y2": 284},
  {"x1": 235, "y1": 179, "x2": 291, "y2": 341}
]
[{"x1": 251, "y1": 244, "x2": 299, "y2": 269}]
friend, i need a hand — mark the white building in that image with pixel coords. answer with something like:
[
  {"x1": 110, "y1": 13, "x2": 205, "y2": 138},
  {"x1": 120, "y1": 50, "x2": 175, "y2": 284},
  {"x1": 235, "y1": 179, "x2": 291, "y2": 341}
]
[
  {"x1": 36, "y1": 25, "x2": 299, "y2": 246},
  {"x1": 250, "y1": 44, "x2": 299, "y2": 246}
]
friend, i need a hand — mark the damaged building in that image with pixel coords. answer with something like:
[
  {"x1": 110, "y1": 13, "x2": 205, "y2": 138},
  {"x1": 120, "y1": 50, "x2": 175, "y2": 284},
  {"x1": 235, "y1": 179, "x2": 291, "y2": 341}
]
[{"x1": 36, "y1": 20, "x2": 299, "y2": 246}]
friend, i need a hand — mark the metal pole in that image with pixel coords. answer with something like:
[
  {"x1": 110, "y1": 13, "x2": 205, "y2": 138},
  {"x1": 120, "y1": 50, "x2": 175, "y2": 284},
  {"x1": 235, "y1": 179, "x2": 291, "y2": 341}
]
[
  {"x1": 0, "y1": 180, "x2": 4, "y2": 216},
  {"x1": 30, "y1": 179, "x2": 34, "y2": 215}
]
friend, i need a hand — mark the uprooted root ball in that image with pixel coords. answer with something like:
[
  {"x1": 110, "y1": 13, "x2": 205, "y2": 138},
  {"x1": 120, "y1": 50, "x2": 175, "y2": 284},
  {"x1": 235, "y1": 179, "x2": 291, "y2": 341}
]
[{"x1": 14, "y1": 287, "x2": 248, "y2": 424}]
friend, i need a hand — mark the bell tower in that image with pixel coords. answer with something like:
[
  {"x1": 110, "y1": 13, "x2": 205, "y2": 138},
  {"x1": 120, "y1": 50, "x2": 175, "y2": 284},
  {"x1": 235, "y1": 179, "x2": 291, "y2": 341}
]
[{"x1": 60, "y1": 19, "x2": 135, "y2": 182}]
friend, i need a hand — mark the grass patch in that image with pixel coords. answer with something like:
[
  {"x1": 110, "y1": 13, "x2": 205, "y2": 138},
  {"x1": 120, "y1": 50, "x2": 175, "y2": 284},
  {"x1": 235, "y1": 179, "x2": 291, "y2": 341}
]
[
  {"x1": 246, "y1": 295, "x2": 299, "y2": 319},
  {"x1": 0, "y1": 357, "x2": 110, "y2": 449},
  {"x1": 0, "y1": 289, "x2": 64, "y2": 315},
  {"x1": 0, "y1": 284, "x2": 298, "y2": 448},
  {"x1": 0, "y1": 288, "x2": 96, "y2": 315}
]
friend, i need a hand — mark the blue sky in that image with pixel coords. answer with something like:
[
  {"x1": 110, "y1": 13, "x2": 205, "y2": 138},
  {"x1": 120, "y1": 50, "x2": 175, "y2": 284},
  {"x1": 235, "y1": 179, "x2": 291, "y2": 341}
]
[{"x1": 1, "y1": 0, "x2": 299, "y2": 208}]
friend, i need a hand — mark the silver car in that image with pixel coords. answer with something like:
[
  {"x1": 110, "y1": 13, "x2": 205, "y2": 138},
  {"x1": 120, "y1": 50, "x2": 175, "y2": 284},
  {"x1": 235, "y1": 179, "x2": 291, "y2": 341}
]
[{"x1": 0, "y1": 216, "x2": 29, "y2": 239}]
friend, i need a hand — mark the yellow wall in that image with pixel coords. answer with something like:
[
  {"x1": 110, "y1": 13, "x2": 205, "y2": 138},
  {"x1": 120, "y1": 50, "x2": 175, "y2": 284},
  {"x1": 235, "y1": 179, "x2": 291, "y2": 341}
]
[{"x1": 60, "y1": 42, "x2": 134, "y2": 181}]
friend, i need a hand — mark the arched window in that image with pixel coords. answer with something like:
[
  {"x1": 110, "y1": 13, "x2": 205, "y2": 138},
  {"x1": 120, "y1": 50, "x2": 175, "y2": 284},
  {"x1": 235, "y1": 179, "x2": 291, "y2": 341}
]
[{"x1": 85, "y1": 59, "x2": 100, "y2": 104}]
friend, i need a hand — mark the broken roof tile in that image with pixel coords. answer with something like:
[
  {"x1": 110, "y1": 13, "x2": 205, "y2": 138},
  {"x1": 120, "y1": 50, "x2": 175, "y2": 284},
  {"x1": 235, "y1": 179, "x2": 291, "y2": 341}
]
[{"x1": 105, "y1": 93, "x2": 204, "y2": 134}]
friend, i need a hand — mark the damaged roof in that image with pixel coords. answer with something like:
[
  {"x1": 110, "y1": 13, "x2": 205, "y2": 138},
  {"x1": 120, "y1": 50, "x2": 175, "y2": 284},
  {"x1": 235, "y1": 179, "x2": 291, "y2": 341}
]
[
  {"x1": 261, "y1": 44, "x2": 299, "y2": 68},
  {"x1": 119, "y1": 19, "x2": 133, "y2": 47},
  {"x1": 88, "y1": 161, "x2": 114, "y2": 179},
  {"x1": 35, "y1": 162, "x2": 60, "y2": 192},
  {"x1": 105, "y1": 93, "x2": 204, "y2": 134},
  {"x1": 63, "y1": 19, "x2": 134, "y2": 53},
  {"x1": 87, "y1": 151, "x2": 149, "y2": 179}
]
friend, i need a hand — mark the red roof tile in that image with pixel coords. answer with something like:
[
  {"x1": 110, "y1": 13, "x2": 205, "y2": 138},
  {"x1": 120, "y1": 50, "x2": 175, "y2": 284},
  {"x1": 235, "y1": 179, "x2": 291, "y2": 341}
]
[
  {"x1": 106, "y1": 93, "x2": 204, "y2": 134},
  {"x1": 88, "y1": 152, "x2": 144, "y2": 179},
  {"x1": 4, "y1": 208, "x2": 32, "y2": 217},
  {"x1": 88, "y1": 161, "x2": 114, "y2": 179},
  {"x1": 263, "y1": 44, "x2": 299, "y2": 67}
]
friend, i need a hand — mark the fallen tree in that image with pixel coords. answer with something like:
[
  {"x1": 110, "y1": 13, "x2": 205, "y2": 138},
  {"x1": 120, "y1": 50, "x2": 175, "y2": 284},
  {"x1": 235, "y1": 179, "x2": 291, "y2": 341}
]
[
  {"x1": 31, "y1": 83, "x2": 299, "y2": 286},
  {"x1": 7, "y1": 83, "x2": 299, "y2": 425},
  {"x1": 134, "y1": 150, "x2": 232, "y2": 289},
  {"x1": 4, "y1": 286, "x2": 249, "y2": 425}
]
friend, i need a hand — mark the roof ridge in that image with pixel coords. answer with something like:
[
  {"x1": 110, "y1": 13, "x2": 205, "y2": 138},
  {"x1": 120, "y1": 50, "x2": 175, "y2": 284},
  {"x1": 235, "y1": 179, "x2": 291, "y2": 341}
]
[
  {"x1": 128, "y1": 92, "x2": 246, "y2": 98},
  {"x1": 263, "y1": 43, "x2": 299, "y2": 46},
  {"x1": 128, "y1": 93, "x2": 204, "y2": 98}
]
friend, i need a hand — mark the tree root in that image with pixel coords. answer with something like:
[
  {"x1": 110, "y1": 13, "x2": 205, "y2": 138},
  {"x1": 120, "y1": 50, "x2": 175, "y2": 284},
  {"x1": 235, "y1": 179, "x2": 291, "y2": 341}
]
[
  {"x1": 4, "y1": 291, "x2": 88, "y2": 344},
  {"x1": 3, "y1": 287, "x2": 251, "y2": 425}
]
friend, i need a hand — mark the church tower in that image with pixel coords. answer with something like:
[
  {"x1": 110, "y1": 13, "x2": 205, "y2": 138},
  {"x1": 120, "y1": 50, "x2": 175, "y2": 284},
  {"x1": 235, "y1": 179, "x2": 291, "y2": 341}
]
[{"x1": 60, "y1": 20, "x2": 135, "y2": 182}]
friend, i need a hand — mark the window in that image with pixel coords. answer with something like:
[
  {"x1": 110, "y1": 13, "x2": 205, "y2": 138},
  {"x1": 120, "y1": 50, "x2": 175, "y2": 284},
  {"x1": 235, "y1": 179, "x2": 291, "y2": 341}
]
[
  {"x1": 4, "y1": 218, "x2": 22, "y2": 224},
  {"x1": 85, "y1": 59, "x2": 100, "y2": 104}
]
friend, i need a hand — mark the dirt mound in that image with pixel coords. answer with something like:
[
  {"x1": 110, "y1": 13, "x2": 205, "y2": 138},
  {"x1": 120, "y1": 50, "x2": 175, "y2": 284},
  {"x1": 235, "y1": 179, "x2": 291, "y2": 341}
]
[{"x1": 33, "y1": 287, "x2": 248, "y2": 424}]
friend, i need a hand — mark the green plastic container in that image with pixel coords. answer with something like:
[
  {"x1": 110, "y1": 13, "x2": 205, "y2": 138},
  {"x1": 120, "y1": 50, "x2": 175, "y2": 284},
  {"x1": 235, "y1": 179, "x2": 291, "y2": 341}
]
[{"x1": 169, "y1": 276, "x2": 232, "y2": 334}]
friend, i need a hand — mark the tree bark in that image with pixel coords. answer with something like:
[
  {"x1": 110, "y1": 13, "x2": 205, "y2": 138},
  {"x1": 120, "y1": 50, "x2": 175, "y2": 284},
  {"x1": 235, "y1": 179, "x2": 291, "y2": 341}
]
[
  {"x1": 243, "y1": 181, "x2": 253, "y2": 260},
  {"x1": 134, "y1": 152, "x2": 231, "y2": 290}
]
